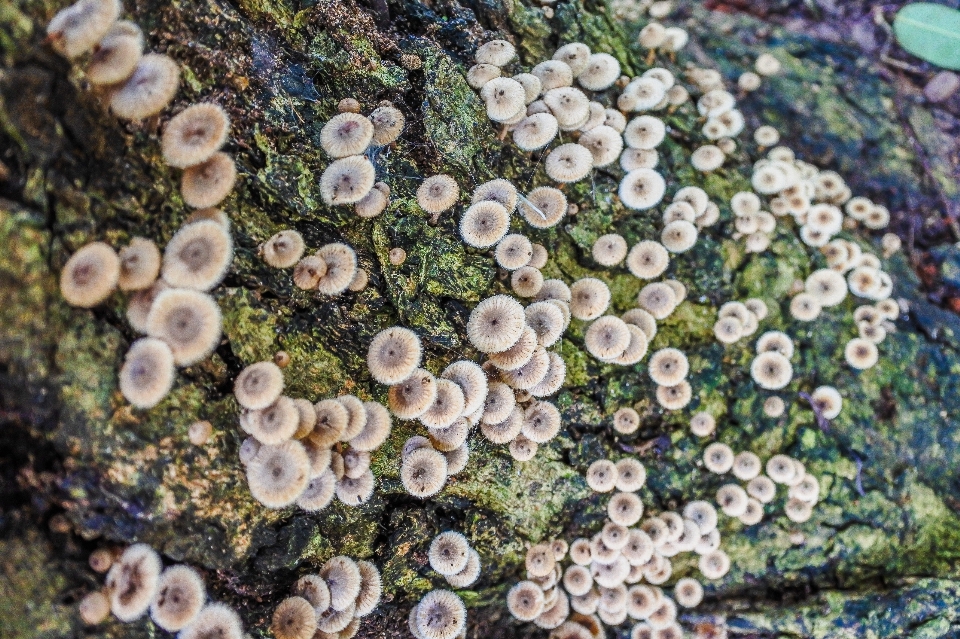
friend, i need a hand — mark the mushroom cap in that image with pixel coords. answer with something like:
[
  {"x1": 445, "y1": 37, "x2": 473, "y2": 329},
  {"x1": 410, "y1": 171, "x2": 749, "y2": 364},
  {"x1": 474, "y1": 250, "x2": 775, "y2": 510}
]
[
  {"x1": 60, "y1": 241, "x2": 120, "y2": 307},
  {"x1": 262, "y1": 230, "x2": 306, "y2": 268},
  {"x1": 369, "y1": 105, "x2": 406, "y2": 145},
  {"x1": 162, "y1": 103, "x2": 231, "y2": 168},
  {"x1": 110, "y1": 53, "x2": 180, "y2": 120},
  {"x1": 545, "y1": 143, "x2": 593, "y2": 183},
  {"x1": 234, "y1": 361, "x2": 284, "y2": 410},
  {"x1": 579, "y1": 125, "x2": 624, "y2": 167},
  {"x1": 460, "y1": 200, "x2": 509, "y2": 248},
  {"x1": 577, "y1": 53, "x2": 620, "y2": 91},
  {"x1": 181, "y1": 152, "x2": 237, "y2": 209},
  {"x1": 47, "y1": 0, "x2": 121, "y2": 59},
  {"x1": 495, "y1": 233, "x2": 533, "y2": 270},
  {"x1": 520, "y1": 186, "x2": 567, "y2": 229},
  {"x1": 660, "y1": 220, "x2": 698, "y2": 253},
  {"x1": 750, "y1": 351, "x2": 793, "y2": 389},
  {"x1": 476, "y1": 39, "x2": 515, "y2": 66},
  {"x1": 624, "y1": 116, "x2": 666, "y2": 150},
  {"x1": 416, "y1": 590, "x2": 467, "y2": 639},
  {"x1": 569, "y1": 277, "x2": 611, "y2": 321},
  {"x1": 119, "y1": 337, "x2": 176, "y2": 409},
  {"x1": 418, "y1": 175, "x2": 460, "y2": 214},
  {"x1": 246, "y1": 440, "x2": 310, "y2": 508},
  {"x1": 161, "y1": 219, "x2": 233, "y2": 291},
  {"x1": 320, "y1": 155, "x2": 376, "y2": 205},
  {"x1": 481, "y1": 77, "x2": 527, "y2": 122},
  {"x1": 401, "y1": 447, "x2": 448, "y2": 497},
  {"x1": 146, "y1": 288, "x2": 222, "y2": 366},
  {"x1": 320, "y1": 112, "x2": 374, "y2": 158},
  {"x1": 619, "y1": 169, "x2": 666, "y2": 210},
  {"x1": 513, "y1": 113, "x2": 559, "y2": 151},
  {"x1": 118, "y1": 237, "x2": 161, "y2": 291},
  {"x1": 271, "y1": 597, "x2": 317, "y2": 639},
  {"x1": 467, "y1": 294, "x2": 526, "y2": 353},
  {"x1": 585, "y1": 315, "x2": 631, "y2": 360},
  {"x1": 86, "y1": 29, "x2": 143, "y2": 85},
  {"x1": 388, "y1": 368, "x2": 438, "y2": 420},
  {"x1": 150, "y1": 565, "x2": 206, "y2": 632},
  {"x1": 178, "y1": 603, "x2": 243, "y2": 639},
  {"x1": 106, "y1": 543, "x2": 162, "y2": 622},
  {"x1": 429, "y1": 531, "x2": 471, "y2": 576}
]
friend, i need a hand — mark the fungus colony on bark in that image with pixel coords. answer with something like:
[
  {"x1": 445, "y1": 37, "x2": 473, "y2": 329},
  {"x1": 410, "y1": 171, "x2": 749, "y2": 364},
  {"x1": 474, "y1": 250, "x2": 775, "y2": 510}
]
[{"x1": 53, "y1": 0, "x2": 905, "y2": 637}]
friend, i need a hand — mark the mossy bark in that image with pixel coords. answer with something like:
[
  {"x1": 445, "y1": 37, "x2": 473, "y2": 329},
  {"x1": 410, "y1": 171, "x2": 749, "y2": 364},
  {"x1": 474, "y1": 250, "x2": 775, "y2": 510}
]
[{"x1": 2, "y1": 1, "x2": 960, "y2": 638}]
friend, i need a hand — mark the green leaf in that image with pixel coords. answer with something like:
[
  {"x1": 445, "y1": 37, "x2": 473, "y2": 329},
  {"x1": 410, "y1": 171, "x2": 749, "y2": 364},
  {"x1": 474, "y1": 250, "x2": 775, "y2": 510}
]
[{"x1": 893, "y1": 3, "x2": 960, "y2": 70}]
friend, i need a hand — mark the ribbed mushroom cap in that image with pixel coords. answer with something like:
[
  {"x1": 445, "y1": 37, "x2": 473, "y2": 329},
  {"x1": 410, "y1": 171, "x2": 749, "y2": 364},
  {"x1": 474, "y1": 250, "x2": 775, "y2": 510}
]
[
  {"x1": 105, "y1": 543, "x2": 162, "y2": 622},
  {"x1": 569, "y1": 278, "x2": 611, "y2": 321},
  {"x1": 149, "y1": 565, "x2": 206, "y2": 632},
  {"x1": 146, "y1": 288, "x2": 221, "y2": 366},
  {"x1": 117, "y1": 337, "x2": 175, "y2": 409},
  {"x1": 244, "y1": 440, "x2": 308, "y2": 509},
  {"x1": 660, "y1": 220, "x2": 698, "y2": 253},
  {"x1": 613, "y1": 458, "x2": 646, "y2": 492},
  {"x1": 789, "y1": 292, "x2": 821, "y2": 321},
  {"x1": 421, "y1": 380, "x2": 466, "y2": 429},
  {"x1": 162, "y1": 104, "x2": 230, "y2": 169},
  {"x1": 586, "y1": 459, "x2": 617, "y2": 493},
  {"x1": 355, "y1": 185, "x2": 389, "y2": 218},
  {"x1": 317, "y1": 556, "x2": 363, "y2": 613},
  {"x1": 686, "y1": 412, "x2": 715, "y2": 439},
  {"x1": 443, "y1": 441, "x2": 471, "y2": 475},
  {"x1": 545, "y1": 143, "x2": 593, "y2": 183},
  {"x1": 401, "y1": 447, "x2": 447, "y2": 497},
  {"x1": 488, "y1": 326, "x2": 537, "y2": 371},
  {"x1": 481, "y1": 382, "x2": 517, "y2": 425},
  {"x1": 290, "y1": 254, "x2": 326, "y2": 290},
  {"x1": 624, "y1": 116, "x2": 666, "y2": 150},
  {"x1": 756, "y1": 330, "x2": 794, "y2": 359},
  {"x1": 110, "y1": 53, "x2": 180, "y2": 120},
  {"x1": 472, "y1": 179, "x2": 519, "y2": 214},
  {"x1": 418, "y1": 175, "x2": 460, "y2": 214},
  {"x1": 730, "y1": 451, "x2": 762, "y2": 481},
  {"x1": 619, "y1": 169, "x2": 666, "y2": 210},
  {"x1": 513, "y1": 113, "x2": 559, "y2": 151},
  {"x1": 234, "y1": 361, "x2": 283, "y2": 410},
  {"x1": 509, "y1": 434, "x2": 538, "y2": 461},
  {"x1": 521, "y1": 401, "x2": 561, "y2": 443},
  {"x1": 647, "y1": 348, "x2": 688, "y2": 386},
  {"x1": 441, "y1": 360, "x2": 488, "y2": 416},
  {"x1": 87, "y1": 27, "x2": 142, "y2": 85},
  {"x1": 495, "y1": 234, "x2": 533, "y2": 270},
  {"x1": 460, "y1": 200, "x2": 509, "y2": 248},
  {"x1": 334, "y1": 468, "x2": 375, "y2": 505},
  {"x1": 501, "y1": 346, "x2": 550, "y2": 390},
  {"x1": 520, "y1": 186, "x2": 567, "y2": 229},
  {"x1": 525, "y1": 301, "x2": 565, "y2": 348},
  {"x1": 525, "y1": 542, "x2": 556, "y2": 578},
  {"x1": 61, "y1": 241, "x2": 120, "y2": 308},
  {"x1": 388, "y1": 368, "x2": 438, "y2": 419},
  {"x1": 585, "y1": 316, "x2": 631, "y2": 360},
  {"x1": 480, "y1": 405, "x2": 523, "y2": 443},
  {"x1": 688, "y1": 145, "x2": 724, "y2": 173},
  {"x1": 713, "y1": 317, "x2": 743, "y2": 344},
  {"x1": 552, "y1": 42, "x2": 591, "y2": 75},
  {"x1": 320, "y1": 156, "x2": 376, "y2": 206},
  {"x1": 562, "y1": 565, "x2": 594, "y2": 597},
  {"x1": 118, "y1": 237, "x2": 160, "y2": 291},
  {"x1": 467, "y1": 64, "x2": 502, "y2": 89},
  {"x1": 512, "y1": 266, "x2": 544, "y2": 298},
  {"x1": 181, "y1": 152, "x2": 236, "y2": 209},
  {"x1": 656, "y1": 382, "x2": 691, "y2": 410},
  {"x1": 805, "y1": 268, "x2": 848, "y2": 307},
  {"x1": 295, "y1": 470, "x2": 336, "y2": 511},
  {"x1": 637, "y1": 283, "x2": 676, "y2": 320},
  {"x1": 625, "y1": 241, "x2": 669, "y2": 280},
  {"x1": 845, "y1": 337, "x2": 879, "y2": 370},
  {"x1": 542, "y1": 87, "x2": 590, "y2": 129},
  {"x1": 179, "y1": 603, "x2": 243, "y2": 639},
  {"x1": 244, "y1": 396, "x2": 300, "y2": 444},
  {"x1": 270, "y1": 597, "x2": 316, "y2": 639},
  {"x1": 342, "y1": 400, "x2": 388, "y2": 451},
  {"x1": 320, "y1": 113, "x2": 374, "y2": 158},
  {"x1": 369, "y1": 105, "x2": 405, "y2": 145},
  {"x1": 717, "y1": 483, "x2": 749, "y2": 517},
  {"x1": 352, "y1": 560, "x2": 384, "y2": 617},
  {"x1": 592, "y1": 234, "x2": 628, "y2": 266},
  {"x1": 313, "y1": 242, "x2": 356, "y2": 295},
  {"x1": 476, "y1": 39, "x2": 515, "y2": 66},
  {"x1": 810, "y1": 385, "x2": 842, "y2": 420},
  {"x1": 161, "y1": 220, "x2": 232, "y2": 291},
  {"x1": 608, "y1": 492, "x2": 644, "y2": 526},
  {"x1": 577, "y1": 53, "x2": 620, "y2": 90},
  {"x1": 480, "y1": 77, "x2": 527, "y2": 122},
  {"x1": 467, "y1": 294, "x2": 526, "y2": 353},
  {"x1": 292, "y1": 574, "x2": 331, "y2": 612},
  {"x1": 262, "y1": 230, "x2": 305, "y2": 268},
  {"x1": 429, "y1": 531, "x2": 471, "y2": 576},
  {"x1": 416, "y1": 590, "x2": 467, "y2": 639},
  {"x1": 367, "y1": 326, "x2": 422, "y2": 385},
  {"x1": 531, "y1": 59, "x2": 573, "y2": 92},
  {"x1": 47, "y1": 0, "x2": 121, "y2": 59},
  {"x1": 750, "y1": 351, "x2": 793, "y2": 389},
  {"x1": 703, "y1": 442, "x2": 734, "y2": 474}
]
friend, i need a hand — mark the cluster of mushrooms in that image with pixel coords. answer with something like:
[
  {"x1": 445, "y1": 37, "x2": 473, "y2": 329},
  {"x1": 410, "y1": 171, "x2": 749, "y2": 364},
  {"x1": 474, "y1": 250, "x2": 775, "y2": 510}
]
[{"x1": 52, "y1": 0, "x2": 236, "y2": 411}]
